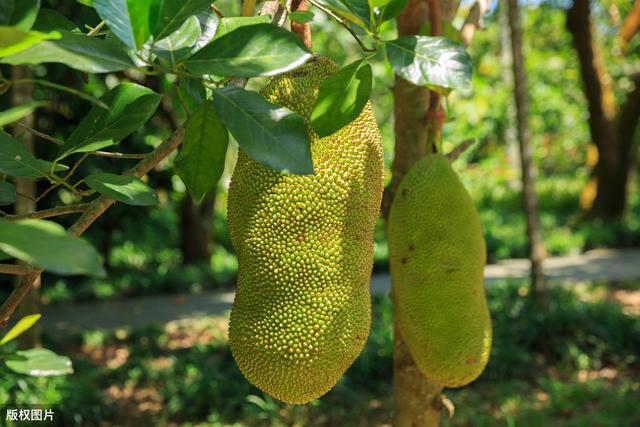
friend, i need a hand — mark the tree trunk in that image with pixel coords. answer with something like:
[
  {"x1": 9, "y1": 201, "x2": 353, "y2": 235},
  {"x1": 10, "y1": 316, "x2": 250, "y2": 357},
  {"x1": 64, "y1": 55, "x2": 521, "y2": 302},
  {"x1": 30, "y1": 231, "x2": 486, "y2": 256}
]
[
  {"x1": 566, "y1": 0, "x2": 640, "y2": 219},
  {"x1": 387, "y1": 0, "x2": 444, "y2": 425},
  {"x1": 506, "y1": 0, "x2": 546, "y2": 300},
  {"x1": 11, "y1": 66, "x2": 41, "y2": 349},
  {"x1": 179, "y1": 190, "x2": 216, "y2": 264}
]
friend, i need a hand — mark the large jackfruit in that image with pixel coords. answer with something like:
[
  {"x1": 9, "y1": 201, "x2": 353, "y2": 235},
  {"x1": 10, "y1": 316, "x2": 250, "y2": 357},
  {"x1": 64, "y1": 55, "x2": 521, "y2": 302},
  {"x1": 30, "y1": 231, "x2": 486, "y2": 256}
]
[
  {"x1": 227, "y1": 57, "x2": 384, "y2": 404},
  {"x1": 388, "y1": 154, "x2": 491, "y2": 388}
]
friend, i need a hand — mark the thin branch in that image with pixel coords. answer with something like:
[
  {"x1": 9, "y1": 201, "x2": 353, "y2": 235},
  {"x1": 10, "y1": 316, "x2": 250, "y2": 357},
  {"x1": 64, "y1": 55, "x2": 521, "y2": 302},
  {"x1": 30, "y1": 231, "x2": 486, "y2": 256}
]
[
  {"x1": 0, "y1": 264, "x2": 33, "y2": 276},
  {"x1": 3, "y1": 203, "x2": 91, "y2": 221},
  {"x1": 242, "y1": 0, "x2": 257, "y2": 17},
  {"x1": 211, "y1": 4, "x2": 224, "y2": 18},
  {"x1": 15, "y1": 191, "x2": 36, "y2": 202},
  {"x1": 307, "y1": 0, "x2": 376, "y2": 52},
  {"x1": 86, "y1": 20, "x2": 106, "y2": 36},
  {"x1": 0, "y1": 128, "x2": 186, "y2": 326},
  {"x1": 619, "y1": 0, "x2": 640, "y2": 45},
  {"x1": 14, "y1": 122, "x2": 64, "y2": 145},
  {"x1": 90, "y1": 151, "x2": 149, "y2": 159},
  {"x1": 445, "y1": 138, "x2": 480, "y2": 161}
]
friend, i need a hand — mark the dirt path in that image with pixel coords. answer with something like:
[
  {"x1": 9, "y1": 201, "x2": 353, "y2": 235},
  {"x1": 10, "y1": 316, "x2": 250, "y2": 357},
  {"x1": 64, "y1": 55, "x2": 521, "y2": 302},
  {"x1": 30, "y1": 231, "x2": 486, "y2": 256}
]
[{"x1": 41, "y1": 248, "x2": 640, "y2": 337}]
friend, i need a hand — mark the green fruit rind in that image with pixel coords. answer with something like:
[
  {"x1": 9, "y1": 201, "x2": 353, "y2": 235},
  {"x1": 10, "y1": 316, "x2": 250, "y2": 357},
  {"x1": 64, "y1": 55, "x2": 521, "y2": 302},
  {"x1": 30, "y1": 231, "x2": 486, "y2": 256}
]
[
  {"x1": 227, "y1": 57, "x2": 384, "y2": 404},
  {"x1": 388, "y1": 154, "x2": 492, "y2": 388}
]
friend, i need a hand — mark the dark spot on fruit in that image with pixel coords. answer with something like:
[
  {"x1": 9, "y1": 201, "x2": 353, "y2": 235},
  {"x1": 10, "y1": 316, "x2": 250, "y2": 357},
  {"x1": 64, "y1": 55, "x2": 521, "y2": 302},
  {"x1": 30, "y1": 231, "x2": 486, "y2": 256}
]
[
  {"x1": 445, "y1": 266, "x2": 458, "y2": 274},
  {"x1": 298, "y1": 234, "x2": 306, "y2": 242},
  {"x1": 401, "y1": 257, "x2": 410, "y2": 264},
  {"x1": 408, "y1": 244, "x2": 415, "y2": 251},
  {"x1": 466, "y1": 356, "x2": 478, "y2": 365},
  {"x1": 401, "y1": 188, "x2": 408, "y2": 197}
]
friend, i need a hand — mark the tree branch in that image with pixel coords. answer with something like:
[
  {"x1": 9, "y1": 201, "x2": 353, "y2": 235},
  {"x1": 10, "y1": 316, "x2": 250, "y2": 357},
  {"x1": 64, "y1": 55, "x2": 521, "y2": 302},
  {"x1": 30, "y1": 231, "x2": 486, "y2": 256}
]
[
  {"x1": 617, "y1": 73, "x2": 640, "y2": 158},
  {"x1": 619, "y1": 0, "x2": 640, "y2": 45},
  {"x1": 0, "y1": 264, "x2": 33, "y2": 276},
  {"x1": 0, "y1": 128, "x2": 185, "y2": 326},
  {"x1": 3, "y1": 203, "x2": 91, "y2": 221},
  {"x1": 566, "y1": 0, "x2": 617, "y2": 150}
]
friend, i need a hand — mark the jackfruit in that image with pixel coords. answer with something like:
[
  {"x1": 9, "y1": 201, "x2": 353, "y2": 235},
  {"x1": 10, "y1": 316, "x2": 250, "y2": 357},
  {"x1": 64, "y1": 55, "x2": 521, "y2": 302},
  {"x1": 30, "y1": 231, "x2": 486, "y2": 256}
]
[
  {"x1": 227, "y1": 57, "x2": 384, "y2": 404},
  {"x1": 388, "y1": 154, "x2": 491, "y2": 388}
]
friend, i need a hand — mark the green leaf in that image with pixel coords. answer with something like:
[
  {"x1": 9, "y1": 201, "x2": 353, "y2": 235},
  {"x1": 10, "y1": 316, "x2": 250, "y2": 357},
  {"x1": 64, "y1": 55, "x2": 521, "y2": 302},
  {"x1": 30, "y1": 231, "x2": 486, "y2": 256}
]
[
  {"x1": 153, "y1": 15, "x2": 201, "y2": 63},
  {"x1": 152, "y1": 0, "x2": 211, "y2": 40},
  {"x1": 0, "y1": 219, "x2": 105, "y2": 276},
  {"x1": 84, "y1": 173, "x2": 159, "y2": 206},
  {"x1": 59, "y1": 83, "x2": 161, "y2": 158},
  {"x1": 95, "y1": 0, "x2": 153, "y2": 49},
  {"x1": 0, "y1": 181, "x2": 16, "y2": 206},
  {"x1": 6, "y1": 0, "x2": 40, "y2": 31},
  {"x1": 320, "y1": 0, "x2": 370, "y2": 29},
  {"x1": 32, "y1": 8, "x2": 79, "y2": 32},
  {"x1": 311, "y1": 59, "x2": 372, "y2": 137},
  {"x1": 0, "y1": 101, "x2": 45, "y2": 127},
  {"x1": 5, "y1": 348, "x2": 73, "y2": 376},
  {"x1": 385, "y1": 36, "x2": 472, "y2": 90},
  {"x1": 0, "y1": 131, "x2": 56, "y2": 178},
  {"x1": 215, "y1": 16, "x2": 270, "y2": 37},
  {"x1": 289, "y1": 10, "x2": 315, "y2": 24},
  {"x1": 0, "y1": 1, "x2": 12, "y2": 25},
  {"x1": 175, "y1": 101, "x2": 228, "y2": 201},
  {"x1": 212, "y1": 86, "x2": 313, "y2": 174},
  {"x1": 186, "y1": 23, "x2": 312, "y2": 77},
  {"x1": 1, "y1": 29, "x2": 135, "y2": 73},
  {"x1": 377, "y1": 0, "x2": 407, "y2": 24},
  {"x1": 0, "y1": 314, "x2": 41, "y2": 346},
  {"x1": 75, "y1": 0, "x2": 94, "y2": 6},
  {"x1": 0, "y1": 26, "x2": 60, "y2": 57}
]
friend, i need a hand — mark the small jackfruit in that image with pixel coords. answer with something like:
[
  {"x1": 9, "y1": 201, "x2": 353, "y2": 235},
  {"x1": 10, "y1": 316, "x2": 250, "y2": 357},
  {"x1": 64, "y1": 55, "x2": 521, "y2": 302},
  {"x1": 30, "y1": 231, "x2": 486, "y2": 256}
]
[
  {"x1": 388, "y1": 154, "x2": 491, "y2": 388},
  {"x1": 227, "y1": 57, "x2": 384, "y2": 404}
]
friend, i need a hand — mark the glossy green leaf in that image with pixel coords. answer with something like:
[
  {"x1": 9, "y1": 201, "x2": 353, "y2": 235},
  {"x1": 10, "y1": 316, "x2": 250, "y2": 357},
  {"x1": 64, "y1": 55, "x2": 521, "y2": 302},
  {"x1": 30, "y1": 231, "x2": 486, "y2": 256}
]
[
  {"x1": 95, "y1": 0, "x2": 153, "y2": 49},
  {"x1": 0, "y1": 181, "x2": 16, "y2": 206},
  {"x1": 59, "y1": 83, "x2": 161, "y2": 158},
  {"x1": 0, "y1": 131, "x2": 55, "y2": 178},
  {"x1": 187, "y1": 23, "x2": 312, "y2": 77},
  {"x1": 153, "y1": 15, "x2": 201, "y2": 63},
  {"x1": 175, "y1": 101, "x2": 228, "y2": 201},
  {"x1": 0, "y1": 101, "x2": 45, "y2": 127},
  {"x1": 385, "y1": 36, "x2": 472, "y2": 90},
  {"x1": 215, "y1": 15, "x2": 270, "y2": 37},
  {"x1": 289, "y1": 10, "x2": 315, "y2": 24},
  {"x1": 0, "y1": 26, "x2": 60, "y2": 57},
  {"x1": 32, "y1": 8, "x2": 79, "y2": 32},
  {"x1": 311, "y1": 59, "x2": 372, "y2": 137},
  {"x1": 321, "y1": 0, "x2": 371, "y2": 29},
  {"x1": 212, "y1": 86, "x2": 313, "y2": 174},
  {"x1": 377, "y1": 0, "x2": 407, "y2": 24},
  {"x1": 5, "y1": 348, "x2": 73, "y2": 376},
  {"x1": 84, "y1": 173, "x2": 159, "y2": 206},
  {"x1": 0, "y1": 314, "x2": 41, "y2": 345},
  {"x1": 0, "y1": 219, "x2": 105, "y2": 276},
  {"x1": 3, "y1": 0, "x2": 41, "y2": 31},
  {"x1": 1, "y1": 29, "x2": 135, "y2": 73},
  {"x1": 153, "y1": 0, "x2": 211, "y2": 40}
]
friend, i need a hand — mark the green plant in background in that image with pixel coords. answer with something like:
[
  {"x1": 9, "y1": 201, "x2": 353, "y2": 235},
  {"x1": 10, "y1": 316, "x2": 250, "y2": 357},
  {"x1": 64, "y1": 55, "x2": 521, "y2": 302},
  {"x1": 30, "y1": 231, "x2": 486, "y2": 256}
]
[{"x1": 0, "y1": 314, "x2": 73, "y2": 378}]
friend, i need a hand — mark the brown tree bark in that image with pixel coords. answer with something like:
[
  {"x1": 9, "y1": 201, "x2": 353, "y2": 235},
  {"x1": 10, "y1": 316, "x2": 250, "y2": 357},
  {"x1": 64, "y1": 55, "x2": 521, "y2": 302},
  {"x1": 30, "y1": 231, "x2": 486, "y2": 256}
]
[
  {"x1": 619, "y1": 0, "x2": 640, "y2": 45},
  {"x1": 566, "y1": 0, "x2": 640, "y2": 219},
  {"x1": 387, "y1": 0, "x2": 444, "y2": 425},
  {"x1": 506, "y1": 0, "x2": 546, "y2": 301},
  {"x1": 11, "y1": 66, "x2": 41, "y2": 349},
  {"x1": 179, "y1": 190, "x2": 216, "y2": 264}
]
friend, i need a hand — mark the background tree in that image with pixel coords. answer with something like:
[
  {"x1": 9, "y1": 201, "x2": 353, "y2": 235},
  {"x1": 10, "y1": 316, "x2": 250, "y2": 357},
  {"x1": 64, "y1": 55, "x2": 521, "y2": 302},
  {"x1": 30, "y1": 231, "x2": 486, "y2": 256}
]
[{"x1": 566, "y1": 0, "x2": 640, "y2": 219}]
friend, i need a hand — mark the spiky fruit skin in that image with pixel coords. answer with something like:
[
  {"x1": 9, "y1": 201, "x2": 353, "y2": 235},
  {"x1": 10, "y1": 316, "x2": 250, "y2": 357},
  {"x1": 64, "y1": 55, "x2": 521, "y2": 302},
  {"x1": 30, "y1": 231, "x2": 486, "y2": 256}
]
[
  {"x1": 227, "y1": 57, "x2": 384, "y2": 404},
  {"x1": 388, "y1": 154, "x2": 491, "y2": 388}
]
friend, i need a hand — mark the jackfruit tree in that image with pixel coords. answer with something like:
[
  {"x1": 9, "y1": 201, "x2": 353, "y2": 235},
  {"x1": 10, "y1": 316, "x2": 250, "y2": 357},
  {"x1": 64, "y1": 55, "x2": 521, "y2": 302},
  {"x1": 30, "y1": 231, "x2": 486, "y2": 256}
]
[{"x1": 0, "y1": 0, "x2": 487, "y2": 425}]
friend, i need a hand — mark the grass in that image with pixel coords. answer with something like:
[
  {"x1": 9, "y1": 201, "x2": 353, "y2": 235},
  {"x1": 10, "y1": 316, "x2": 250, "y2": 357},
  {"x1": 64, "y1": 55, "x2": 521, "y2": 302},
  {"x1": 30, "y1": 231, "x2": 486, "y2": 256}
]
[{"x1": 1, "y1": 281, "x2": 638, "y2": 426}]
